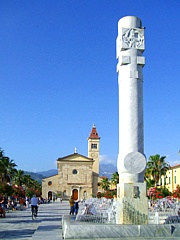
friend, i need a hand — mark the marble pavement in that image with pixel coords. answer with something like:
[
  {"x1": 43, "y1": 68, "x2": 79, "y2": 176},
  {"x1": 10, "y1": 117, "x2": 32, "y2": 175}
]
[
  {"x1": 0, "y1": 201, "x2": 180, "y2": 239},
  {"x1": 0, "y1": 200, "x2": 69, "y2": 240}
]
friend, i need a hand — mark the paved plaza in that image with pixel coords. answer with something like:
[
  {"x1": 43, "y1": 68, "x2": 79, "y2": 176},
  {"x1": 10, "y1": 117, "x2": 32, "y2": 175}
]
[
  {"x1": 0, "y1": 200, "x2": 69, "y2": 240},
  {"x1": 0, "y1": 201, "x2": 179, "y2": 240}
]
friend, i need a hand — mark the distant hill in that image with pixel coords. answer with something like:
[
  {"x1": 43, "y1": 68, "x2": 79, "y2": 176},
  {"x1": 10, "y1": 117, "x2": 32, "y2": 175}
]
[
  {"x1": 37, "y1": 169, "x2": 58, "y2": 177},
  {"x1": 99, "y1": 163, "x2": 117, "y2": 179},
  {"x1": 24, "y1": 171, "x2": 44, "y2": 183},
  {"x1": 25, "y1": 163, "x2": 117, "y2": 183},
  {"x1": 24, "y1": 169, "x2": 58, "y2": 183}
]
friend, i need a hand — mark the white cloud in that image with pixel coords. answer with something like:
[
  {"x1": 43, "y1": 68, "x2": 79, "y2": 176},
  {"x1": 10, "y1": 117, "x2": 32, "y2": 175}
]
[{"x1": 99, "y1": 154, "x2": 117, "y2": 166}]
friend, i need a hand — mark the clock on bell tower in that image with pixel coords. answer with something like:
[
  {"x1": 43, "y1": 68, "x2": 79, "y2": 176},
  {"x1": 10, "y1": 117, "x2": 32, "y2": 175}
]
[{"x1": 88, "y1": 124, "x2": 100, "y2": 174}]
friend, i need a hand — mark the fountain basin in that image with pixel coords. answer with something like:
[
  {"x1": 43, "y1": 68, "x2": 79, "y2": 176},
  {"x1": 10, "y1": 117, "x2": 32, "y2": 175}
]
[{"x1": 62, "y1": 215, "x2": 180, "y2": 239}]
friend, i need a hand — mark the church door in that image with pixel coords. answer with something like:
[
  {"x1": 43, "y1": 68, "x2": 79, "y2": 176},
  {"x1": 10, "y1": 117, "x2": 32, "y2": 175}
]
[
  {"x1": 48, "y1": 191, "x2": 52, "y2": 200},
  {"x1": 72, "y1": 189, "x2": 78, "y2": 200}
]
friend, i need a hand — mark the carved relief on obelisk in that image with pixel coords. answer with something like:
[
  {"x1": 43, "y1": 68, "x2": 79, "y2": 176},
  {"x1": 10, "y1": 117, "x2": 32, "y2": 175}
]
[{"x1": 122, "y1": 28, "x2": 144, "y2": 49}]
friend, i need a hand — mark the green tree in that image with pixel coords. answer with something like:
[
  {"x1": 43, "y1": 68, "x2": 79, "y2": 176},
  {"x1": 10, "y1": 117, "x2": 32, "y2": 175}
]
[
  {"x1": 22, "y1": 175, "x2": 41, "y2": 197},
  {"x1": 146, "y1": 154, "x2": 169, "y2": 187},
  {"x1": 33, "y1": 180, "x2": 41, "y2": 191},
  {"x1": 111, "y1": 171, "x2": 119, "y2": 185},
  {"x1": 0, "y1": 183, "x2": 13, "y2": 196},
  {"x1": 145, "y1": 178, "x2": 155, "y2": 189},
  {"x1": 25, "y1": 188, "x2": 35, "y2": 198},
  {"x1": 159, "y1": 186, "x2": 171, "y2": 198},
  {"x1": 100, "y1": 177, "x2": 110, "y2": 191},
  {"x1": 13, "y1": 169, "x2": 25, "y2": 186},
  {"x1": 144, "y1": 166, "x2": 155, "y2": 189},
  {"x1": 0, "y1": 148, "x2": 42, "y2": 198},
  {"x1": 0, "y1": 149, "x2": 17, "y2": 184},
  {"x1": 22, "y1": 174, "x2": 34, "y2": 188}
]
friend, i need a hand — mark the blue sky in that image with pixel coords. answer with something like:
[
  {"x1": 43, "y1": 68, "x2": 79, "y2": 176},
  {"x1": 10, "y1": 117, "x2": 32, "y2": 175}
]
[{"x1": 0, "y1": 0, "x2": 179, "y2": 172}]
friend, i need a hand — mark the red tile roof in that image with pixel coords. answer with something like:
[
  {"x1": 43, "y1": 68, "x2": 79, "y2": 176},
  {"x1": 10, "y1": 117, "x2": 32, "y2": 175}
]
[
  {"x1": 88, "y1": 124, "x2": 100, "y2": 139},
  {"x1": 170, "y1": 164, "x2": 180, "y2": 169}
]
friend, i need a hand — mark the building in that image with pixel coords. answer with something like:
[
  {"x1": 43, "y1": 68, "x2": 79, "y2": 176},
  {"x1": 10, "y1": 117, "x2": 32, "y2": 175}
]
[
  {"x1": 161, "y1": 164, "x2": 180, "y2": 193},
  {"x1": 42, "y1": 124, "x2": 100, "y2": 200}
]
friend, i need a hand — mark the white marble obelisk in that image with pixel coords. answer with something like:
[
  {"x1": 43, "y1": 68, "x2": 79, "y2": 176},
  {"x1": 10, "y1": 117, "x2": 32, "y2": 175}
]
[{"x1": 116, "y1": 16, "x2": 148, "y2": 224}]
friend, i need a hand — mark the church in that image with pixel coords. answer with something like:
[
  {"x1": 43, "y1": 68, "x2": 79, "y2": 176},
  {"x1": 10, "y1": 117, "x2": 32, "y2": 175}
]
[{"x1": 42, "y1": 124, "x2": 101, "y2": 200}]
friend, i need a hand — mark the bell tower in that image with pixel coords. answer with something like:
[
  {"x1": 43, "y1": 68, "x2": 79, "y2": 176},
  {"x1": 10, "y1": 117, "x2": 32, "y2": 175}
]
[{"x1": 88, "y1": 124, "x2": 100, "y2": 174}]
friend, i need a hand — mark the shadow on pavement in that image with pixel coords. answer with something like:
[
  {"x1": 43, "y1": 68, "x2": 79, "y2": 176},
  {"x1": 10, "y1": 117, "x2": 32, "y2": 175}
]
[{"x1": 0, "y1": 229, "x2": 35, "y2": 239}]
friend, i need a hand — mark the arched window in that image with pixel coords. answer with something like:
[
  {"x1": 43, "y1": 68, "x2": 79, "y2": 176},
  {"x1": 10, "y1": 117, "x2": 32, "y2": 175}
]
[{"x1": 72, "y1": 169, "x2": 78, "y2": 174}]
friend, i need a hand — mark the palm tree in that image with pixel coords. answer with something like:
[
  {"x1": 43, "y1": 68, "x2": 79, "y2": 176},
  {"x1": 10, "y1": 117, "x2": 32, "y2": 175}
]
[
  {"x1": 144, "y1": 166, "x2": 155, "y2": 189},
  {"x1": 13, "y1": 169, "x2": 25, "y2": 186},
  {"x1": 100, "y1": 177, "x2": 110, "y2": 192},
  {"x1": 146, "y1": 154, "x2": 169, "y2": 187},
  {"x1": 0, "y1": 149, "x2": 5, "y2": 175},
  {"x1": 33, "y1": 180, "x2": 41, "y2": 191},
  {"x1": 111, "y1": 171, "x2": 119, "y2": 186},
  {"x1": 22, "y1": 174, "x2": 34, "y2": 188},
  {"x1": 0, "y1": 149, "x2": 17, "y2": 184}
]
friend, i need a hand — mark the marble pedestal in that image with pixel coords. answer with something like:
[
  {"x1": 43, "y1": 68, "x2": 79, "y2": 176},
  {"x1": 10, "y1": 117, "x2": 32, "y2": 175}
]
[{"x1": 116, "y1": 182, "x2": 148, "y2": 224}]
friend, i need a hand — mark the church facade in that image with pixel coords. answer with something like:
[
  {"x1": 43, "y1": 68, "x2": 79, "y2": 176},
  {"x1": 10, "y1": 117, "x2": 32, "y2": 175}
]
[{"x1": 42, "y1": 125, "x2": 101, "y2": 200}]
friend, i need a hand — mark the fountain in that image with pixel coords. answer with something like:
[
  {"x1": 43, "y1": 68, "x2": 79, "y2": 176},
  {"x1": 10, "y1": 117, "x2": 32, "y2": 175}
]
[
  {"x1": 62, "y1": 197, "x2": 180, "y2": 239},
  {"x1": 75, "y1": 197, "x2": 180, "y2": 225}
]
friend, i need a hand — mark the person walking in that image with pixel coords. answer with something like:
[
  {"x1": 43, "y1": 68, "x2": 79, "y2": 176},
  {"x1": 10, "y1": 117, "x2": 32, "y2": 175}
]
[
  {"x1": 25, "y1": 196, "x2": 29, "y2": 208},
  {"x1": 69, "y1": 196, "x2": 75, "y2": 215},
  {"x1": 19, "y1": 197, "x2": 25, "y2": 210},
  {"x1": 74, "y1": 200, "x2": 79, "y2": 215},
  {"x1": 0, "y1": 196, "x2": 6, "y2": 218}
]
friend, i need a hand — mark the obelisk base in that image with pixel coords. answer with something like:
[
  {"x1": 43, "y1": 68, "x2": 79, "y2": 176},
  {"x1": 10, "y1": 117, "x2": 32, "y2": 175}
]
[{"x1": 116, "y1": 182, "x2": 148, "y2": 224}]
